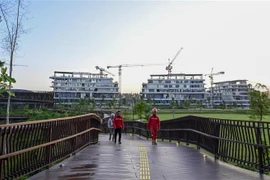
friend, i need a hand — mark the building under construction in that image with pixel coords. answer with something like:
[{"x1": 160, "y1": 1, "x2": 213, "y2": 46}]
[
  {"x1": 141, "y1": 73, "x2": 206, "y2": 106},
  {"x1": 50, "y1": 71, "x2": 119, "y2": 106},
  {"x1": 212, "y1": 80, "x2": 250, "y2": 108}
]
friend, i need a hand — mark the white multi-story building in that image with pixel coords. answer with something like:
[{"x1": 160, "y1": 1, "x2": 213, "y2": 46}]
[
  {"x1": 50, "y1": 71, "x2": 119, "y2": 106},
  {"x1": 211, "y1": 80, "x2": 250, "y2": 108},
  {"x1": 141, "y1": 73, "x2": 206, "y2": 106}
]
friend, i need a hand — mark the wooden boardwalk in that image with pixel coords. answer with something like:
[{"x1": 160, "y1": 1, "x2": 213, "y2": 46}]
[{"x1": 29, "y1": 135, "x2": 270, "y2": 180}]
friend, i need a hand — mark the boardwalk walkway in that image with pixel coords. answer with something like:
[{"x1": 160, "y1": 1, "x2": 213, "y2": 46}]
[{"x1": 29, "y1": 135, "x2": 270, "y2": 180}]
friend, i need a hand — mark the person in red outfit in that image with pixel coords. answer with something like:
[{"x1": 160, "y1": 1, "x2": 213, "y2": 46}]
[
  {"x1": 147, "y1": 108, "x2": 160, "y2": 145},
  {"x1": 113, "y1": 110, "x2": 124, "y2": 144}
]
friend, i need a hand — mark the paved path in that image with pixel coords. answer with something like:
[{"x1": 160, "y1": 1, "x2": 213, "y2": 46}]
[{"x1": 29, "y1": 135, "x2": 270, "y2": 180}]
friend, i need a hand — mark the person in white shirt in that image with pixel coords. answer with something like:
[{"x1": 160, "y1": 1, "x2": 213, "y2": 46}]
[{"x1": 108, "y1": 113, "x2": 115, "y2": 141}]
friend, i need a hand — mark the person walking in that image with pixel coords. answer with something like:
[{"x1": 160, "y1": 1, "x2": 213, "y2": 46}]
[
  {"x1": 108, "y1": 113, "x2": 115, "y2": 141},
  {"x1": 113, "y1": 110, "x2": 124, "y2": 144},
  {"x1": 147, "y1": 108, "x2": 160, "y2": 145}
]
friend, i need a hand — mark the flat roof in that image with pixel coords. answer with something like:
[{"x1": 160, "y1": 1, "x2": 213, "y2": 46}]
[
  {"x1": 150, "y1": 73, "x2": 203, "y2": 77},
  {"x1": 54, "y1": 71, "x2": 100, "y2": 75},
  {"x1": 214, "y1": 80, "x2": 248, "y2": 84}
]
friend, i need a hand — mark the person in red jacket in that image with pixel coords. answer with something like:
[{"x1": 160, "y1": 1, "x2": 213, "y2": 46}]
[
  {"x1": 147, "y1": 108, "x2": 160, "y2": 145},
  {"x1": 113, "y1": 110, "x2": 124, "y2": 144}
]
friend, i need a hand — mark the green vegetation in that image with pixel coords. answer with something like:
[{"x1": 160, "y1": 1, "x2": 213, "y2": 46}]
[
  {"x1": 1, "y1": 107, "x2": 269, "y2": 122},
  {"x1": 120, "y1": 109, "x2": 270, "y2": 121},
  {"x1": 0, "y1": 106, "x2": 84, "y2": 121},
  {"x1": 133, "y1": 101, "x2": 152, "y2": 120},
  {"x1": 248, "y1": 83, "x2": 270, "y2": 121},
  {"x1": 0, "y1": 61, "x2": 16, "y2": 96}
]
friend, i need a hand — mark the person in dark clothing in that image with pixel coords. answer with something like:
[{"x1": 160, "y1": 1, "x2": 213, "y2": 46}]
[{"x1": 113, "y1": 110, "x2": 124, "y2": 144}]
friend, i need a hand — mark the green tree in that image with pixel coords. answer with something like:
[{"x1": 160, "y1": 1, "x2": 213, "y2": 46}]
[
  {"x1": 134, "y1": 101, "x2": 151, "y2": 120},
  {"x1": 0, "y1": 61, "x2": 16, "y2": 96},
  {"x1": 248, "y1": 83, "x2": 270, "y2": 121},
  {"x1": 233, "y1": 102, "x2": 238, "y2": 109},
  {"x1": 112, "y1": 97, "x2": 116, "y2": 109},
  {"x1": 122, "y1": 97, "x2": 127, "y2": 107},
  {"x1": 100, "y1": 95, "x2": 105, "y2": 108},
  {"x1": 196, "y1": 100, "x2": 203, "y2": 110},
  {"x1": 183, "y1": 100, "x2": 190, "y2": 109},
  {"x1": 206, "y1": 97, "x2": 211, "y2": 108},
  {"x1": 146, "y1": 97, "x2": 152, "y2": 104},
  {"x1": 89, "y1": 98, "x2": 96, "y2": 111}
]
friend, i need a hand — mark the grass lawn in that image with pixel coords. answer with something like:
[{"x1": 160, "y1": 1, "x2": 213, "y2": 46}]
[
  {"x1": 123, "y1": 112, "x2": 270, "y2": 121},
  {"x1": 158, "y1": 113, "x2": 270, "y2": 121}
]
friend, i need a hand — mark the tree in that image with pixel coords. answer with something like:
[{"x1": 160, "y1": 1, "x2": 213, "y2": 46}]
[
  {"x1": 183, "y1": 100, "x2": 190, "y2": 109},
  {"x1": 196, "y1": 100, "x2": 203, "y2": 110},
  {"x1": 111, "y1": 97, "x2": 116, "y2": 109},
  {"x1": 1, "y1": 0, "x2": 28, "y2": 124},
  {"x1": 220, "y1": 100, "x2": 226, "y2": 109},
  {"x1": 89, "y1": 98, "x2": 96, "y2": 111},
  {"x1": 206, "y1": 97, "x2": 211, "y2": 108},
  {"x1": 99, "y1": 95, "x2": 105, "y2": 108},
  {"x1": 134, "y1": 101, "x2": 151, "y2": 120},
  {"x1": 248, "y1": 83, "x2": 270, "y2": 121},
  {"x1": 0, "y1": 61, "x2": 15, "y2": 96}
]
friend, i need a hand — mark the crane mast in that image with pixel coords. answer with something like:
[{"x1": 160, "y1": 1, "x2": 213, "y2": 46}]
[{"x1": 204, "y1": 68, "x2": 225, "y2": 108}]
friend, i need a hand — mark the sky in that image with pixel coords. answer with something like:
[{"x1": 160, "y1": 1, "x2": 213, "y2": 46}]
[{"x1": 1, "y1": 0, "x2": 270, "y2": 93}]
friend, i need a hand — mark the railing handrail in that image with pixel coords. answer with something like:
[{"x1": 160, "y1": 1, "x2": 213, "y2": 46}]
[
  {"x1": 0, "y1": 113, "x2": 101, "y2": 127},
  {"x1": 126, "y1": 125, "x2": 270, "y2": 148},
  {"x1": 0, "y1": 127, "x2": 101, "y2": 160},
  {"x1": 119, "y1": 115, "x2": 270, "y2": 174},
  {"x1": 0, "y1": 113, "x2": 101, "y2": 179}
]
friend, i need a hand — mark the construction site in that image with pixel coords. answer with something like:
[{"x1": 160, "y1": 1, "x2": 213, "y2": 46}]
[{"x1": 50, "y1": 47, "x2": 250, "y2": 108}]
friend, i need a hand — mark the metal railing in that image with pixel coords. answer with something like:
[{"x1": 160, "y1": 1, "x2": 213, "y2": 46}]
[
  {"x1": 0, "y1": 113, "x2": 101, "y2": 180},
  {"x1": 120, "y1": 116, "x2": 270, "y2": 174}
]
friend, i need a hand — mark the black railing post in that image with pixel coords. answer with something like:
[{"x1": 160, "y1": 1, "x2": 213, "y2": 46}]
[
  {"x1": 214, "y1": 121, "x2": 220, "y2": 159},
  {"x1": 195, "y1": 118, "x2": 200, "y2": 149},
  {"x1": 177, "y1": 130, "x2": 180, "y2": 144},
  {"x1": 132, "y1": 122, "x2": 134, "y2": 135},
  {"x1": 256, "y1": 125, "x2": 264, "y2": 174},
  {"x1": 46, "y1": 123, "x2": 53, "y2": 168},
  {"x1": 186, "y1": 131, "x2": 189, "y2": 146}
]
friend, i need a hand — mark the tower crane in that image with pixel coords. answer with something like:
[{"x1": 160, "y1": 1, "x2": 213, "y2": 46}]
[
  {"x1": 107, "y1": 63, "x2": 164, "y2": 94},
  {"x1": 204, "y1": 68, "x2": 225, "y2": 108},
  {"x1": 95, "y1": 66, "x2": 115, "y2": 78},
  {"x1": 4, "y1": 62, "x2": 28, "y2": 67},
  {"x1": 166, "y1": 47, "x2": 183, "y2": 74}
]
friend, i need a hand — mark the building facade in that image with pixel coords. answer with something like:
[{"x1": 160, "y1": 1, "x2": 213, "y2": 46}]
[
  {"x1": 0, "y1": 89, "x2": 53, "y2": 109},
  {"x1": 140, "y1": 73, "x2": 206, "y2": 107},
  {"x1": 211, "y1": 80, "x2": 250, "y2": 108},
  {"x1": 50, "y1": 71, "x2": 119, "y2": 106}
]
